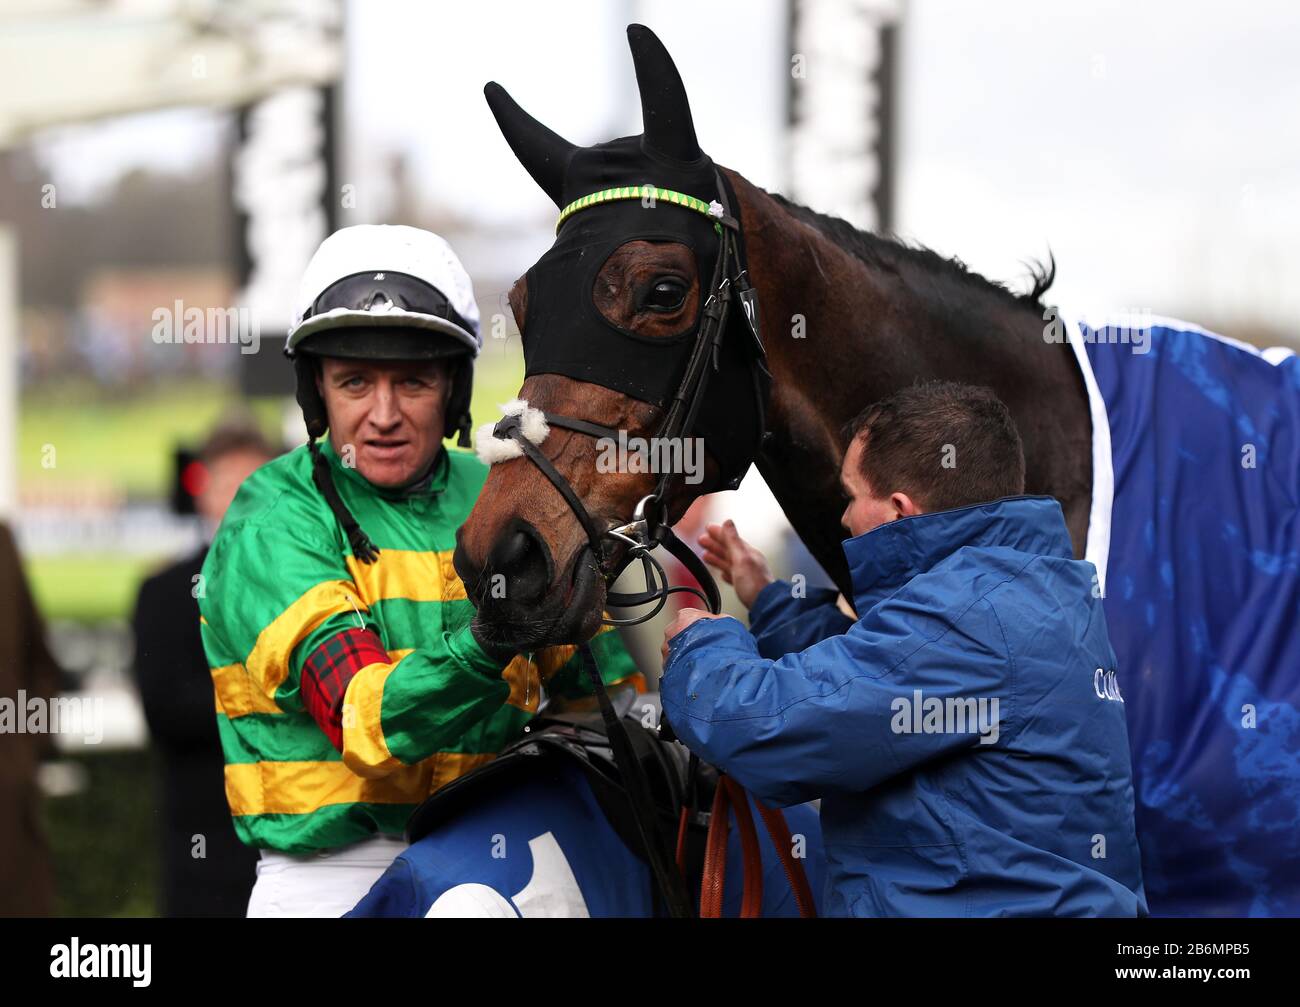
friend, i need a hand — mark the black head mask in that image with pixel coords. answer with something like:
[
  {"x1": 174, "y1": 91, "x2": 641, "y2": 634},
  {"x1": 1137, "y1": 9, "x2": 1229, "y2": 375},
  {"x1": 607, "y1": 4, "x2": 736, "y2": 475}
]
[{"x1": 484, "y1": 24, "x2": 769, "y2": 494}]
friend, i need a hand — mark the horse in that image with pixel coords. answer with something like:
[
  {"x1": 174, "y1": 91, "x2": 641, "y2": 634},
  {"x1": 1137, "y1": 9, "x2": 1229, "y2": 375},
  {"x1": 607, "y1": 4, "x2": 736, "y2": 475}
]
[{"x1": 454, "y1": 24, "x2": 1300, "y2": 916}]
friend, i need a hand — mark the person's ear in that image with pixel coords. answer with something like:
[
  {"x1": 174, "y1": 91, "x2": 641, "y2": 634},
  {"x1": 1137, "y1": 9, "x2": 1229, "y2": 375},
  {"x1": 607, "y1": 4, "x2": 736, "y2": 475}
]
[{"x1": 891, "y1": 491, "x2": 923, "y2": 518}]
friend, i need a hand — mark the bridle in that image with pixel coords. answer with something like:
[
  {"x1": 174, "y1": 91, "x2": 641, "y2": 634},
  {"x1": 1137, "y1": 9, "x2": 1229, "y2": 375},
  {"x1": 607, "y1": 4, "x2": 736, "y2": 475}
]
[
  {"x1": 482, "y1": 174, "x2": 812, "y2": 919},
  {"x1": 487, "y1": 172, "x2": 765, "y2": 625}
]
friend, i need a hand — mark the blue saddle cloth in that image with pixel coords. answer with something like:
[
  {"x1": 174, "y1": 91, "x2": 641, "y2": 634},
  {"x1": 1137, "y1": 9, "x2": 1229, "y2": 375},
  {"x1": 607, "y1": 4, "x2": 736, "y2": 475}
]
[{"x1": 347, "y1": 760, "x2": 825, "y2": 917}]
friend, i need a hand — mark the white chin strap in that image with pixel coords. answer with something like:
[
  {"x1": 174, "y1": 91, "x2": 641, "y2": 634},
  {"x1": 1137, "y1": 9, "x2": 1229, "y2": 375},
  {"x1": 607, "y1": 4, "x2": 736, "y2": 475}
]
[{"x1": 474, "y1": 398, "x2": 551, "y2": 465}]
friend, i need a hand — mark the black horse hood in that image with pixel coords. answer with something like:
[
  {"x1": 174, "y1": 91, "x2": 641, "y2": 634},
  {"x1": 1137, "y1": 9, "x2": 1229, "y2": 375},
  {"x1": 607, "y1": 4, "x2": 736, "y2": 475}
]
[{"x1": 482, "y1": 24, "x2": 769, "y2": 493}]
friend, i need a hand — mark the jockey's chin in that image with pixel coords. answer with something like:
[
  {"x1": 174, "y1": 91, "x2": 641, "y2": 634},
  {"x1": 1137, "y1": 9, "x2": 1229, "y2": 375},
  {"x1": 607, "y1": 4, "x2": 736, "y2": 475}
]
[{"x1": 354, "y1": 436, "x2": 441, "y2": 489}]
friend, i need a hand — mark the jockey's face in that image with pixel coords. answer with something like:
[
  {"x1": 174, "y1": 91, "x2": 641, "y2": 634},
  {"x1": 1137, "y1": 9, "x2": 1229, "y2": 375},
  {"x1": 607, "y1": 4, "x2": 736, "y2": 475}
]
[
  {"x1": 318, "y1": 357, "x2": 451, "y2": 489},
  {"x1": 840, "y1": 434, "x2": 923, "y2": 538}
]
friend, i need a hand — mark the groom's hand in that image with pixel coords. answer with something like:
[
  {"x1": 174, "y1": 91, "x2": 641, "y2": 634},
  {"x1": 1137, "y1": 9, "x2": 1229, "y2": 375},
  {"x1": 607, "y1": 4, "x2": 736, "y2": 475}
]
[
  {"x1": 698, "y1": 520, "x2": 774, "y2": 609},
  {"x1": 661, "y1": 607, "x2": 726, "y2": 665}
]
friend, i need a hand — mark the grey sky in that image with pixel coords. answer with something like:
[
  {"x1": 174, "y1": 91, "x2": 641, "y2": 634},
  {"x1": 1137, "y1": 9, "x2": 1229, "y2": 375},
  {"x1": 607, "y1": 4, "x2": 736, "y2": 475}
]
[
  {"x1": 896, "y1": 0, "x2": 1300, "y2": 331},
  {"x1": 29, "y1": 0, "x2": 1300, "y2": 335}
]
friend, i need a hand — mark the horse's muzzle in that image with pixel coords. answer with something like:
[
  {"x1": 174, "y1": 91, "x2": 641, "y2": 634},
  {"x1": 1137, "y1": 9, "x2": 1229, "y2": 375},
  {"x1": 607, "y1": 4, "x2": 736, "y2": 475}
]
[{"x1": 454, "y1": 529, "x2": 606, "y2": 651}]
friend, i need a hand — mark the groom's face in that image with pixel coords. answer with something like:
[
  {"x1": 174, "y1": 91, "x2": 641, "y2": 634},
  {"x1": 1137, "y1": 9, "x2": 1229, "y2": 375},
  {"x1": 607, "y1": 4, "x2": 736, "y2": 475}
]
[{"x1": 840, "y1": 434, "x2": 921, "y2": 538}]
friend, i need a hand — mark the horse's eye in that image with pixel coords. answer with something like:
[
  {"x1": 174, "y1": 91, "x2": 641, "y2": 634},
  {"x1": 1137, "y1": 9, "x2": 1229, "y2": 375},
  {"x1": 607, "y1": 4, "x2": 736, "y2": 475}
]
[{"x1": 642, "y1": 278, "x2": 687, "y2": 312}]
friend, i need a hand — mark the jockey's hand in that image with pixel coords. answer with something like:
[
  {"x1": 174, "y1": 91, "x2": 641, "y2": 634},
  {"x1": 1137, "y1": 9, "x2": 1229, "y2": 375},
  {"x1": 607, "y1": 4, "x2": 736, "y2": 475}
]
[
  {"x1": 698, "y1": 520, "x2": 774, "y2": 609},
  {"x1": 661, "y1": 607, "x2": 727, "y2": 665}
]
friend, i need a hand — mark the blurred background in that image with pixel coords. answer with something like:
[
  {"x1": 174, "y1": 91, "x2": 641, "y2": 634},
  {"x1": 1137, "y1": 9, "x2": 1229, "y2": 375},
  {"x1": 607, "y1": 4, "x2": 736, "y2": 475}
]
[{"x1": 0, "y1": 0, "x2": 1295, "y2": 915}]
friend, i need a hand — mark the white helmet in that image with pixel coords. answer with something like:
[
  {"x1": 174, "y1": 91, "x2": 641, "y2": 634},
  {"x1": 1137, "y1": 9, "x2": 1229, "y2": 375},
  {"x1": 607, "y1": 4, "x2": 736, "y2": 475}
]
[
  {"x1": 285, "y1": 224, "x2": 481, "y2": 450},
  {"x1": 286, "y1": 224, "x2": 481, "y2": 359}
]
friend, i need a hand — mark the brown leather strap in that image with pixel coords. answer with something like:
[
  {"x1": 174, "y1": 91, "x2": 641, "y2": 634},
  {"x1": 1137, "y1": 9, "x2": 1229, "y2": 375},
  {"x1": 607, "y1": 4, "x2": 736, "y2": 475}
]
[
  {"x1": 755, "y1": 798, "x2": 819, "y2": 918},
  {"x1": 724, "y1": 776, "x2": 764, "y2": 918},
  {"x1": 700, "y1": 774, "x2": 768, "y2": 918},
  {"x1": 699, "y1": 778, "x2": 731, "y2": 918}
]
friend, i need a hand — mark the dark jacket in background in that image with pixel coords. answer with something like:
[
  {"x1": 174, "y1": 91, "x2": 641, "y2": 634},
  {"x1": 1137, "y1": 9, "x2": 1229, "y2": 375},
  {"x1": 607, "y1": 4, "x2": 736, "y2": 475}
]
[
  {"x1": 132, "y1": 546, "x2": 258, "y2": 917},
  {"x1": 0, "y1": 522, "x2": 62, "y2": 917}
]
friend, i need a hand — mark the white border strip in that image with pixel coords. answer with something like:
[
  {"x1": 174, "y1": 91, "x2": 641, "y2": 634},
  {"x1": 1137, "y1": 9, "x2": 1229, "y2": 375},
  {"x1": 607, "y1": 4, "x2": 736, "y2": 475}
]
[{"x1": 1062, "y1": 311, "x2": 1115, "y2": 598}]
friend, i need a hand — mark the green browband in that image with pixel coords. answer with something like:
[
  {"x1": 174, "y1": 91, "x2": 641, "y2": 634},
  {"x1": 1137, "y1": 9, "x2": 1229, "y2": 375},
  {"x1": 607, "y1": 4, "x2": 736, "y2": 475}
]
[{"x1": 556, "y1": 185, "x2": 723, "y2": 234}]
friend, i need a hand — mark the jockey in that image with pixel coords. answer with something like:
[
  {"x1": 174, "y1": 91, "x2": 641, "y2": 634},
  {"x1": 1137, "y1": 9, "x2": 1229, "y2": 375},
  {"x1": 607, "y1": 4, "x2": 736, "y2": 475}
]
[
  {"x1": 198, "y1": 225, "x2": 641, "y2": 917},
  {"x1": 660, "y1": 381, "x2": 1148, "y2": 917}
]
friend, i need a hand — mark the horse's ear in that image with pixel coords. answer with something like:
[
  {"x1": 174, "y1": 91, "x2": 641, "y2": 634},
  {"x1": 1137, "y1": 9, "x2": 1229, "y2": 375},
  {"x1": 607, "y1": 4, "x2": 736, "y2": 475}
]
[
  {"x1": 484, "y1": 81, "x2": 576, "y2": 207},
  {"x1": 627, "y1": 24, "x2": 702, "y2": 162}
]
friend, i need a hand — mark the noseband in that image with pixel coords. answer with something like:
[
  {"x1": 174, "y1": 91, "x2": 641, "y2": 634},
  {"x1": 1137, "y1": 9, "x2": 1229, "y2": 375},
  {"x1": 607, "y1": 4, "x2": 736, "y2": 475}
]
[{"x1": 484, "y1": 172, "x2": 765, "y2": 625}]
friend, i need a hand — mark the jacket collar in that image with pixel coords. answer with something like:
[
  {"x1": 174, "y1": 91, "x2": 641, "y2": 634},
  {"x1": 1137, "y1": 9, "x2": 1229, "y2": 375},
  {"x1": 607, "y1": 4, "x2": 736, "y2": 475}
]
[
  {"x1": 319, "y1": 437, "x2": 451, "y2": 499},
  {"x1": 843, "y1": 495, "x2": 1073, "y2": 611}
]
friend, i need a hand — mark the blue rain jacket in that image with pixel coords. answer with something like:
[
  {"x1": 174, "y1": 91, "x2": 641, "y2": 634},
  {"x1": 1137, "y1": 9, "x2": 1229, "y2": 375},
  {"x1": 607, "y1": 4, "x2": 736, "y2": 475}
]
[{"x1": 661, "y1": 496, "x2": 1147, "y2": 917}]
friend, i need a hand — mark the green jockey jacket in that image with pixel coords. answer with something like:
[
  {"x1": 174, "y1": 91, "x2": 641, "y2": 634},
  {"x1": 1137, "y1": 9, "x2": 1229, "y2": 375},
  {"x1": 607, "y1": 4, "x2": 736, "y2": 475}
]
[{"x1": 198, "y1": 439, "x2": 642, "y2": 854}]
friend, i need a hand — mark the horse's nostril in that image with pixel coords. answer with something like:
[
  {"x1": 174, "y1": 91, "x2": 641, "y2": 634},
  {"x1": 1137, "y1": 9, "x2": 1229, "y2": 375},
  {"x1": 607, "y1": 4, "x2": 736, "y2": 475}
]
[
  {"x1": 485, "y1": 524, "x2": 552, "y2": 607},
  {"x1": 495, "y1": 531, "x2": 531, "y2": 571}
]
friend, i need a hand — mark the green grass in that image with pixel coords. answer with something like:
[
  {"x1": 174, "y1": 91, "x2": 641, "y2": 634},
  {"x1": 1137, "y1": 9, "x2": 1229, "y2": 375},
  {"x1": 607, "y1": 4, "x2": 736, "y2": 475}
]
[
  {"x1": 26, "y1": 553, "x2": 162, "y2": 624},
  {"x1": 20, "y1": 378, "x2": 284, "y2": 497}
]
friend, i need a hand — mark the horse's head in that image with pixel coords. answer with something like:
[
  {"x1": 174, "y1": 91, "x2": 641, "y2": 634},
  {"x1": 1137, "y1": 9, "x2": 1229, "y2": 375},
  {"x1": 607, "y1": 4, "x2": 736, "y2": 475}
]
[{"x1": 455, "y1": 24, "x2": 769, "y2": 651}]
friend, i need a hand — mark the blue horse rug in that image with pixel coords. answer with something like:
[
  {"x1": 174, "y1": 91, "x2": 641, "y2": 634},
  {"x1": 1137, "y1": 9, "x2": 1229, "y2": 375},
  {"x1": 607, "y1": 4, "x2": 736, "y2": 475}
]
[{"x1": 1063, "y1": 311, "x2": 1300, "y2": 916}]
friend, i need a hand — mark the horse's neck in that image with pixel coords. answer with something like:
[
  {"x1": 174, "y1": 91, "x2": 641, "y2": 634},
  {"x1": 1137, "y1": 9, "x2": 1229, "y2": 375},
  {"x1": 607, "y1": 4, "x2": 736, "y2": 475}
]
[{"x1": 727, "y1": 171, "x2": 1093, "y2": 593}]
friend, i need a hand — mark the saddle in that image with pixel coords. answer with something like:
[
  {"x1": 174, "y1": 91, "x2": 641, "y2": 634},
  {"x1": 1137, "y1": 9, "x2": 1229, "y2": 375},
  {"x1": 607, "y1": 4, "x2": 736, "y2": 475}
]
[{"x1": 405, "y1": 698, "x2": 815, "y2": 917}]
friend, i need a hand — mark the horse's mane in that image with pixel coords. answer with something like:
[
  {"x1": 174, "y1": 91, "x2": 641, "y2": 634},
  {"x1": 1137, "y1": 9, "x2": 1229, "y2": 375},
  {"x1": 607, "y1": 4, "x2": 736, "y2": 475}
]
[{"x1": 766, "y1": 191, "x2": 1055, "y2": 310}]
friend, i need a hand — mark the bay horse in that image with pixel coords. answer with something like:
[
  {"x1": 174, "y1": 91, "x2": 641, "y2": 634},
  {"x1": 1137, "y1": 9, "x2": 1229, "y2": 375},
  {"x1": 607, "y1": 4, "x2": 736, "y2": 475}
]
[{"x1": 454, "y1": 24, "x2": 1300, "y2": 916}]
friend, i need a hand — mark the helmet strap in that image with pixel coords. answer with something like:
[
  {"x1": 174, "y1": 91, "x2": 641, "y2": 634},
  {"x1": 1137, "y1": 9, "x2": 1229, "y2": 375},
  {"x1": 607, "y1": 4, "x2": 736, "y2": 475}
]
[{"x1": 307, "y1": 437, "x2": 380, "y2": 564}]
